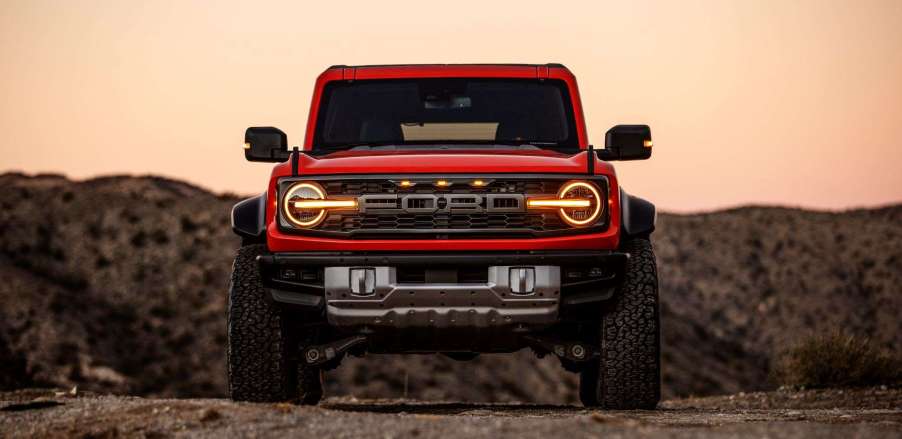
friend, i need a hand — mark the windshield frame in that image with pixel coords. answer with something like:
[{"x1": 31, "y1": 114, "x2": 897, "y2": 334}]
[{"x1": 310, "y1": 78, "x2": 581, "y2": 154}]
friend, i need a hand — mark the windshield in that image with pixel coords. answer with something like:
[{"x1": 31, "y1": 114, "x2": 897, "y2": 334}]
[{"x1": 313, "y1": 78, "x2": 578, "y2": 152}]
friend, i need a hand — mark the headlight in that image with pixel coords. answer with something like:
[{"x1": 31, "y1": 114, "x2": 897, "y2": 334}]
[
  {"x1": 281, "y1": 181, "x2": 357, "y2": 228},
  {"x1": 527, "y1": 180, "x2": 604, "y2": 227}
]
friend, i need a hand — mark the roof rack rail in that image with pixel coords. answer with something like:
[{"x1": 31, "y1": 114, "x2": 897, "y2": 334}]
[{"x1": 328, "y1": 63, "x2": 569, "y2": 69}]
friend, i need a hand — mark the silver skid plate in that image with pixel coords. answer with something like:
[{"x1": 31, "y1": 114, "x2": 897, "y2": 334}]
[{"x1": 324, "y1": 266, "x2": 560, "y2": 328}]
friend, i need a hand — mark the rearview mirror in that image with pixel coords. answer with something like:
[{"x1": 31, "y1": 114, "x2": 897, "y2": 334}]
[
  {"x1": 244, "y1": 127, "x2": 290, "y2": 162},
  {"x1": 598, "y1": 125, "x2": 652, "y2": 161}
]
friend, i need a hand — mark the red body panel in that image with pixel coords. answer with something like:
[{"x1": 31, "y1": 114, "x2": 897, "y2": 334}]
[
  {"x1": 289, "y1": 148, "x2": 615, "y2": 176},
  {"x1": 269, "y1": 64, "x2": 620, "y2": 252}
]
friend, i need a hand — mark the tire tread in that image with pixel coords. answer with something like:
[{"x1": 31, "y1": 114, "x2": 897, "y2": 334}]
[
  {"x1": 227, "y1": 245, "x2": 322, "y2": 404},
  {"x1": 580, "y1": 238, "x2": 661, "y2": 409}
]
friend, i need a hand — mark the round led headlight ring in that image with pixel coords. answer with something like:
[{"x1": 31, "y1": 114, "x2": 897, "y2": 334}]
[
  {"x1": 557, "y1": 181, "x2": 603, "y2": 227},
  {"x1": 282, "y1": 182, "x2": 327, "y2": 228}
]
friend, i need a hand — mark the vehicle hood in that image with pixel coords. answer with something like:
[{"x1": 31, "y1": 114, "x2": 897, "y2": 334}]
[{"x1": 291, "y1": 149, "x2": 614, "y2": 176}]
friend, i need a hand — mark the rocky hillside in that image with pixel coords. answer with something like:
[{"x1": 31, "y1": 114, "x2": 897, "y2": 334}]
[{"x1": 1, "y1": 173, "x2": 899, "y2": 402}]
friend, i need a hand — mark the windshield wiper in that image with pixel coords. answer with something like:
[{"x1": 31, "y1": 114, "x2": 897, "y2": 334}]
[
  {"x1": 317, "y1": 142, "x2": 400, "y2": 152},
  {"x1": 495, "y1": 140, "x2": 560, "y2": 147}
]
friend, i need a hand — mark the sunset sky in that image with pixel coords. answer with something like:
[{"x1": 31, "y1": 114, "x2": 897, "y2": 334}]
[{"x1": 2, "y1": 0, "x2": 901, "y2": 212}]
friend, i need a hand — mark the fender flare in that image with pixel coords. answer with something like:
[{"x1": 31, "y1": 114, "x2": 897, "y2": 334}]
[
  {"x1": 620, "y1": 188, "x2": 656, "y2": 237},
  {"x1": 231, "y1": 193, "x2": 267, "y2": 241}
]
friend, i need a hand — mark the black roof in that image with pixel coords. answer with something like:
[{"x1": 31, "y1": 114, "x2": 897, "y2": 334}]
[{"x1": 328, "y1": 63, "x2": 567, "y2": 69}]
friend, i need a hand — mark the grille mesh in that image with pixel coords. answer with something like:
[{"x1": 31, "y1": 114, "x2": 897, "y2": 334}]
[
  {"x1": 321, "y1": 212, "x2": 567, "y2": 232},
  {"x1": 314, "y1": 179, "x2": 577, "y2": 235}
]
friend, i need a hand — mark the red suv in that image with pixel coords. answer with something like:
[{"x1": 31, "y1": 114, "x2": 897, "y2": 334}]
[{"x1": 230, "y1": 64, "x2": 659, "y2": 409}]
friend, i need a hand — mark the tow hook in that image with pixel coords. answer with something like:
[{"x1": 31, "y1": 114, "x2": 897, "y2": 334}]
[
  {"x1": 524, "y1": 336, "x2": 598, "y2": 363},
  {"x1": 303, "y1": 335, "x2": 367, "y2": 366}
]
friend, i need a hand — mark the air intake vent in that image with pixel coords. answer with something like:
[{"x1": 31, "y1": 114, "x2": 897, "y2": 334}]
[{"x1": 493, "y1": 197, "x2": 520, "y2": 209}]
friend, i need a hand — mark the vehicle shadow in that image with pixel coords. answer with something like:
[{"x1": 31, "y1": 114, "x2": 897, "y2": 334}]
[{"x1": 321, "y1": 401, "x2": 587, "y2": 416}]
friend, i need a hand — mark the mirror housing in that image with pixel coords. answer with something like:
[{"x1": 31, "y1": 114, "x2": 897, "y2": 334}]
[
  {"x1": 598, "y1": 125, "x2": 652, "y2": 161},
  {"x1": 244, "y1": 127, "x2": 290, "y2": 162}
]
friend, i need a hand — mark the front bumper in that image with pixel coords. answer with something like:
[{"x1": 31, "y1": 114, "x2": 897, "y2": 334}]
[
  {"x1": 323, "y1": 265, "x2": 561, "y2": 328},
  {"x1": 258, "y1": 251, "x2": 629, "y2": 330}
]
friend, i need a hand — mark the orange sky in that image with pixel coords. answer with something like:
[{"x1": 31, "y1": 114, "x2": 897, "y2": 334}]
[{"x1": 2, "y1": 0, "x2": 901, "y2": 212}]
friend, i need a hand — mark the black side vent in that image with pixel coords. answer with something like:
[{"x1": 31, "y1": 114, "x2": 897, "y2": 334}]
[
  {"x1": 408, "y1": 198, "x2": 433, "y2": 209},
  {"x1": 493, "y1": 197, "x2": 520, "y2": 209},
  {"x1": 396, "y1": 267, "x2": 489, "y2": 284}
]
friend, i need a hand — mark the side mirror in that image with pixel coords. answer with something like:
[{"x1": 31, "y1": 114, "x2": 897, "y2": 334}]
[
  {"x1": 244, "y1": 127, "x2": 290, "y2": 162},
  {"x1": 598, "y1": 125, "x2": 652, "y2": 161}
]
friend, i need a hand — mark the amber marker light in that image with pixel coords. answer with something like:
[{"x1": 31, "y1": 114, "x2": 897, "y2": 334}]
[
  {"x1": 399, "y1": 180, "x2": 413, "y2": 188},
  {"x1": 643, "y1": 139, "x2": 654, "y2": 148},
  {"x1": 244, "y1": 142, "x2": 251, "y2": 150},
  {"x1": 471, "y1": 179, "x2": 487, "y2": 187},
  {"x1": 435, "y1": 180, "x2": 450, "y2": 187}
]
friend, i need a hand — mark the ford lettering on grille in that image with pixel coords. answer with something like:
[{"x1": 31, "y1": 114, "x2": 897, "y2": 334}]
[{"x1": 358, "y1": 193, "x2": 525, "y2": 214}]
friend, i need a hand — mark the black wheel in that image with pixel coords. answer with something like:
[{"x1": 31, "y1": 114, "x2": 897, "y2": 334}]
[
  {"x1": 227, "y1": 244, "x2": 323, "y2": 404},
  {"x1": 579, "y1": 237, "x2": 661, "y2": 409}
]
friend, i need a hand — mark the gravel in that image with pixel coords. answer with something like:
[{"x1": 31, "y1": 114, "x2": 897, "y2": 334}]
[{"x1": 1, "y1": 387, "x2": 900, "y2": 438}]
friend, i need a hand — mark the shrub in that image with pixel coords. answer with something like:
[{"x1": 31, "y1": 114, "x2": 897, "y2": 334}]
[{"x1": 772, "y1": 332, "x2": 900, "y2": 389}]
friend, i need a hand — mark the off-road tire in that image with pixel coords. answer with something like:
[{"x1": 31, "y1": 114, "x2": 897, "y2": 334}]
[
  {"x1": 227, "y1": 244, "x2": 323, "y2": 404},
  {"x1": 579, "y1": 237, "x2": 661, "y2": 409}
]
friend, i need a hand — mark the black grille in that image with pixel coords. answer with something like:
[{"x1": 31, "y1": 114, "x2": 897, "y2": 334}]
[
  {"x1": 280, "y1": 177, "x2": 608, "y2": 237},
  {"x1": 315, "y1": 179, "x2": 569, "y2": 235},
  {"x1": 321, "y1": 212, "x2": 567, "y2": 233}
]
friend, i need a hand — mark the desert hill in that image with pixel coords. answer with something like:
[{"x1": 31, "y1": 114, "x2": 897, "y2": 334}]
[{"x1": 1, "y1": 173, "x2": 899, "y2": 402}]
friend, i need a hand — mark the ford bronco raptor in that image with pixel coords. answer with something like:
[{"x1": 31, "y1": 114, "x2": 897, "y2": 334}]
[{"x1": 230, "y1": 64, "x2": 659, "y2": 409}]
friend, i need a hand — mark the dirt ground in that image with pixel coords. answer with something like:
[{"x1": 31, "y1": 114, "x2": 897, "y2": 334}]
[{"x1": 1, "y1": 387, "x2": 899, "y2": 438}]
